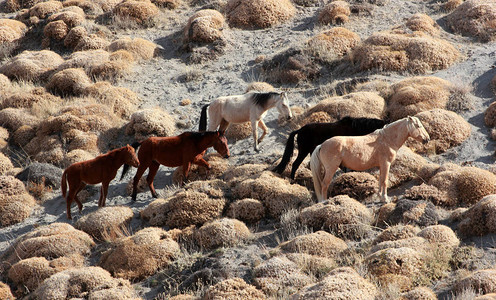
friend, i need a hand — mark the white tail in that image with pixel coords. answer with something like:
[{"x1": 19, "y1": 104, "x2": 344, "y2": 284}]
[{"x1": 310, "y1": 145, "x2": 324, "y2": 201}]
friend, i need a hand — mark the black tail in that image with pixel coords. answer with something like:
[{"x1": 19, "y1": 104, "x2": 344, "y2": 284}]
[
  {"x1": 199, "y1": 104, "x2": 209, "y2": 132},
  {"x1": 273, "y1": 129, "x2": 299, "y2": 174},
  {"x1": 120, "y1": 141, "x2": 142, "y2": 181}
]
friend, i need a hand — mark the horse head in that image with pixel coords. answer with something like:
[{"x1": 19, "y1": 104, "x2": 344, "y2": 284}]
[
  {"x1": 276, "y1": 92, "x2": 292, "y2": 120},
  {"x1": 407, "y1": 116, "x2": 430, "y2": 144},
  {"x1": 213, "y1": 131, "x2": 230, "y2": 158},
  {"x1": 125, "y1": 144, "x2": 140, "y2": 167}
]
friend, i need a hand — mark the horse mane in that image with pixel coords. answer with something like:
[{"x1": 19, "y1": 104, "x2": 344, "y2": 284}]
[
  {"x1": 251, "y1": 92, "x2": 280, "y2": 108},
  {"x1": 339, "y1": 116, "x2": 386, "y2": 132}
]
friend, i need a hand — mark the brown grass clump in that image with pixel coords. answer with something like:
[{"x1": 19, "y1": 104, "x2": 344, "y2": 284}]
[
  {"x1": 405, "y1": 13, "x2": 440, "y2": 35},
  {"x1": 0, "y1": 282, "x2": 14, "y2": 300},
  {"x1": 404, "y1": 183, "x2": 449, "y2": 207},
  {"x1": 400, "y1": 287, "x2": 437, "y2": 300},
  {"x1": 223, "y1": 163, "x2": 268, "y2": 183},
  {"x1": 0, "y1": 153, "x2": 14, "y2": 176},
  {"x1": 318, "y1": 1, "x2": 351, "y2": 25},
  {"x1": 0, "y1": 108, "x2": 40, "y2": 132},
  {"x1": 194, "y1": 218, "x2": 251, "y2": 249},
  {"x1": 47, "y1": 10, "x2": 86, "y2": 27},
  {"x1": 226, "y1": 198, "x2": 266, "y2": 224},
  {"x1": 453, "y1": 269, "x2": 496, "y2": 295},
  {"x1": 58, "y1": 49, "x2": 110, "y2": 72},
  {"x1": 74, "y1": 34, "x2": 110, "y2": 51},
  {"x1": 455, "y1": 167, "x2": 496, "y2": 206},
  {"x1": 0, "y1": 19, "x2": 27, "y2": 44},
  {"x1": 446, "y1": 0, "x2": 496, "y2": 42},
  {"x1": 329, "y1": 171, "x2": 378, "y2": 201},
  {"x1": 407, "y1": 109, "x2": 471, "y2": 154},
  {"x1": 374, "y1": 224, "x2": 420, "y2": 244},
  {"x1": 184, "y1": 9, "x2": 225, "y2": 44},
  {"x1": 84, "y1": 82, "x2": 140, "y2": 118},
  {"x1": 299, "y1": 195, "x2": 373, "y2": 239},
  {"x1": 370, "y1": 236, "x2": 431, "y2": 255},
  {"x1": 125, "y1": 108, "x2": 176, "y2": 140},
  {"x1": 46, "y1": 68, "x2": 92, "y2": 96},
  {"x1": 225, "y1": 0, "x2": 296, "y2": 29},
  {"x1": 74, "y1": 206, "x2": 134, "y2": 241},
  {"x1": 417, "y1": 225, "x2": 459, "y2": 248},
  {"x1": 33, "y1": 266, "x2": 138, "y2": 299},
  {"x1": 0, "y1": 50, "x2": 64, "y2": 82},
  {"x1": 8, "y1": 254, "x2": 84, "y2": 293},
  {"x1": 99, "y1": 227, "x2": 180, "y2": 280},
  {"x1": 152, "y1": 0, "x2": 181, "y2": 9},
  {"x1": 1, "y1": 86, "x2": 63, "y2": 112},
  {"x1": 63, "y1": 0, "x2": 104, "y2": 16},
  {"x1": 204, "y1": 278, "x2": 265, "y2": 300},
  {"x1": 224, "y1": 122, "x2": 252, "y2": 141},
  {"x1": 296, "y1": 92, "x2": 386, "y2": 127},
  {"x1": 64, "y1": 26, "x2": 87, "y2": 48},
  {"x1": 253, "y1": 255, "x2": 313, "y2": 297},
  {"x1": 291, "y1": 267, "x2": 378, "y2": 299},
  {"x1": 0, "y1": 74, "x2": 11, "y2": 93},
  {"x1": 112, "y1": 0, "x2": 159, "y2": 26},
  {"x1": 0, "y1": 175, "x2": 36, "y2": 227},
  {"x1": 29, "y1": 1, "x2": 63, "y2": 19},
  {"x1": 233, "y1": 171, "x2": 312, "y2": 219},
  {"x1": 305, "y1": 27, "x2": 360, "y2": 62},
  {"x1": 107, "y1": 37, "x2": 158, "y2": 60},
  {"x1": 386, "y1": 146, "x2": 427, "y2": 188},
  {"x1": 278, "y1": 231, "x2": 348, "y2": 257},
  {"x1": 385, "y1": 199, "x2": 440, "y2": 227},
  {"x1": 245, "y1": 81, "x2": 274, "y2": 92},
  {"x1": 387, "y1": 76, "x2": 453, "y2": 121},
  {"x1": 458, "y1": 195, "x2": 496, "y2": 237},
  {"x1": 0, "y1": 223, "x2": 94, "y2": 272},
  {"x1": 352, "y1": 30, "x2": 460, "y2": 73},
  {"x1": 139, "y1": 198, "x2": 169, "y2": 226},
  {"x1": 172, "y1": 153, "x2": 230, "y2": 185},
  {"x1": 484, "y1": 101, "x2": 496, "y2": 127}
]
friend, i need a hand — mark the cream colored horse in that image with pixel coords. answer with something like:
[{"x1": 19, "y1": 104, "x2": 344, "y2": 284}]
[
  {"x1": 199, "y1": 91, "x2": 292, "y2": 151},
  {"x1": 310, "y1": 116, "x2": 430, "y2": 202}
]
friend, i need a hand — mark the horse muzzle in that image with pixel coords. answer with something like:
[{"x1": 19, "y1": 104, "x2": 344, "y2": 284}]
[{"x1": 422, "y1": 137, "x2": 430, "y2": 145}]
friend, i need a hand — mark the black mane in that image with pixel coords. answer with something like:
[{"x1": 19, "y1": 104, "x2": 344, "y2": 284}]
[{"x1": 251, "y1": 92, "x2": 280, "y2": 108}]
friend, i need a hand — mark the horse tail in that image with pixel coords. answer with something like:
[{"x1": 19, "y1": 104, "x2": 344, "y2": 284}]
[
  {"x1": 273, "y1": 129, "x2": 299, "y2": 174},
  {"x1": 310, "y1": 145, "x2": 324, "y2": 201},
  {"x1": 199, "y1": 104, "x2": 209, "y2": 131},
  {"x1": 61, "y1": 170, "x2": 67, "y2": 199},
  {"x1": 120, "y1": 141, "x2": 142, "y2": 181}
]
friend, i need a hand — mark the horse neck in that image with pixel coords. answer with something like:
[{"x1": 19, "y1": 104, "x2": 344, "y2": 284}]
[
  {"x1": 108, "y1": 148, "x2": 128, "y2": 169},
  {"x1": 380, "y1": 119, "x2": 411, "y2": 150},
  {"x1": 196, "y1": 133, "x2": 217, "y2": 151}
]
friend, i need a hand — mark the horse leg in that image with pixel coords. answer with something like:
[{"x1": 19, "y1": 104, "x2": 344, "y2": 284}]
[
  {"x1": 320, "y1": 163, "x2": 340, "y2": 202},
  {"x1": 290, "y1": 151, "x2": 308, "y2": 180},
  {"x1": 251, "y1": 120, "x2": 259, "y2": 152},
  {"x1": 132, "y1": 164, "x2": 148, "y2": 201},
  {"x1": 74, "y1": 182, "x2": 85, "y2": 213},
  {"x1": 378, "y1": 161, "x2": 392, "y2": 203},
  {"x1": 193, "y1": 156, "x2": 211, "y2": 178},
  {"x1": 257, "y1": 120, "x2": 268, "y2": 144},
  {"x1": 99, "y1": 181, "x2": 110, "y2": 207},
  {"x1": 147, "y1": 161, "x2": 160, "y2": 198},
  {"x1": 181, "y1": 162, "x2": 191, "y2": 186}
]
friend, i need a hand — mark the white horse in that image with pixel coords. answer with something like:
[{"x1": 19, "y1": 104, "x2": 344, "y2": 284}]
[
  {"x1": 310, "y1": 116, "x2": 430, "y2": 203},
  {"x1": 199, "y1": 91, "x2": 292, "y2": 151}
]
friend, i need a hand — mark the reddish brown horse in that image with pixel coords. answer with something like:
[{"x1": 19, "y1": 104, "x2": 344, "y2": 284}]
[
  {"x1": 121, "y1": 131, "x2": 229, "y2": 201},
  {"x1": 61, "y1": 145, "x2": 140, "y2": 219}
]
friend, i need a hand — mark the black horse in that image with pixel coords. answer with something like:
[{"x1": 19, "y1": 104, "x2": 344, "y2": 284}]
[{"x1": 274, "y1": 116, "x2": 386, "y2": 179}]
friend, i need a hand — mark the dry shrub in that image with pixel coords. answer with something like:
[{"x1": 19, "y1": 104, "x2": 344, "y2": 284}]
[
  {"x1": 245, "y1": 81, "x2": 274, "y2": 92},
  {"x1": 226, "y1": 198, "x2": 266, "y2": 223},
  {"x1": 172, "y1": 153, "x2": 230, "y2": 185},
  {"x1": 223, "y1": 163, "x2": 268, "y2": 183},
  {"x1": 107, "y1": 37, "x2": 157, "y2": 60},
  {"x1": 0, "y1": 153, "x2": 14, "y2": 176},
  {"x1": 454, "y1": 269, "x2": 496, "y2": 295},
  {"x1": 47, "y1": 10, "x2": 86, "y2": 27},
  {"x1": 33, "y1": 266, "x2": 137, "y2": 299},
  {"x1": 0, "y1": 282, "x2": 14, "y2": 300},
  {"x1": 1, "y1": 86, "x2": 62, "y2": 111},
  {"x1": 443, "y1": 0, "x2": 463, "y2": 11},
  {"x1": 74, "y1": 34, "x2": 110, "y2": 51},
  {"x1": 0, "y1": 19, "x2": 27, "y2": 43},
  {"x1": 384, "y1": 199, "x2": 439, "y2": 227},
  {"x1": 374, "y1": 224, "x2": 420, "y2": 245},
  {"x1": 0, "y1": 74, "x2": 11, "y2": 93},
  {"x1": 84, "y1": 82, "x2": 140, "y2": 118},
  {"x1": 400, "y1": 287, "x2": 437, "y2": 300},
  {"x1": 225, "y1": 0, "x2": 296, "y2": 29},
  {"x1": 318, "y1": 1, "x2": 351, "y2": 25},
  {"x1": 182, "y1": 179, "x2": 229, "y2": 199},
  {"x1": 152, "y1": 0, "x2": 181, "y2": 9},
  {"x1": 112, "y1": 0, "x2": 159, "y2": 26},
  {"x1": 141, "y1": 191, "x2": 226, "y2": 228},
  {"x1": 285, "y1": 253, "x2": 336, "y2": 279},
  {"x1": 58, "y1": 49, "x2": 110, "y2": 72},
  {"x1": 291, "y1": 267, "x2": 378, "y2": 299},
  {"x1": 224, "y1": 122, "x2": 252, "y2": 141},
  {"x1": 63, "y1": 149, "x2": 95, "y2": 166},
  {"x1": 233, "y1": 171, "x2": 312, "y2": 219},
  {"x1": 455, "y1": 167, "x2": 496, "y2": 206},
  {"x1": 46, "y1": 68, "x2": 92, "y2": 96},
  {"x1": 262, "y1": 48, "x2": 320, "y2": 84},
  {"x1": 485, "y1": 101, "x2": 496, "y2": 127},
  {"x1": 0, "y1": 223, "x2": 94, "y2": 273},
  {"x1": 0, "y1": 108, "x2": 40, "y2": 132},
  {"x1": 88, "y1": 58, "x2": 129, "y2": 81},
  {"x1": 64, "y1": 26, "x2": 88, "y2": 48},
  {"x1": 0, "y1": 50, "x2": 64, "y2": 82},
  {"x1": 125, "y1": 108, "x2": 176, "y2": 140},
  {"x1": 417, "y1": 224, "x2": 459, "y2": 248},
  {"x1": 194, "y1": 218, "x2": 251, "y2": 249},
  {"x1": 294, "y1": 92, "x2": 386, "y2": 127},
  {"x1": 184, "y1": 9, "x2": 225, "y2": 44},
  {"x1": 0, "y1": 175, "x2": 36, "y2": 227},
  {"x1": 386, "y1": 146, "x2": 427, "y2": 188},
  {"x1": 203, "y1": 278, "x2": 265, "y2": 300},
  {"x1": 458, "y1": 195, "x2": 496, "y2": 237},
  {"x1": 329, "y1": 171, "x2": 378, "y2": 201},
  {"x1": 407, "y1": 109, "x2": 471, "y2": 154},
  {"x1": 29, "y1": 1, "x2": 63, "y2": 19},
  {"x1": 446, "y1": 0, "x2": 496, "y2": 42},
  {"x1": 278, "y1": 230, "x2": 348, "y2": 257},
  {"x1": 352, "y1": 31, "x2": 460, "y2": 73},
  {"x1": 63, "y1": 0, "x2": 104, "y2": 16},
  {"x1": 404, "y1": 183, "x2": 449, "y2": 207},
  {"x1": 299, "y1": 195, "x2": 373, "y2": 239},
  {"x1": 74, "y1": 206, "x2": 134, "y2": 241},
  {"x1": 405, "y1": 13, "x2": 440, "y2": 35},
  {"x1": 8, "y1": 254, "x2": 84, "y2": 293},
  {"x1": 387, "y1": 76, "x2": 453, "y2": 121},
  {"x1": 370, "y1": 236, "x2": 431, "y2": 255},
  {"x1": 253, "y1": 255, "x2": 313, "y2": 297},
  {"x1": 99, "y1": 227, "x2": 180, "y2": 280},
  {"x1": 306, "y1": 27, "x2": 360, "y2": 62}
]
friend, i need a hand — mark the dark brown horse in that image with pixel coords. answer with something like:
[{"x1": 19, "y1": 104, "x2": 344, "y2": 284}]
[
  {"x1": 61, "y1": 145, "x2": 140, "y2": 219},
  {"x1": 273, "y1": 116, "x2": 386, "y2": 179},
  {"x1": 121, "y1": 131, "x2": 229, "y2": 201}
]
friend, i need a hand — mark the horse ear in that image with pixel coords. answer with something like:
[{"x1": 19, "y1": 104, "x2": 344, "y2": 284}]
[{"x1": 218, "y1": 129, "x2": 226, "y2": 136}]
